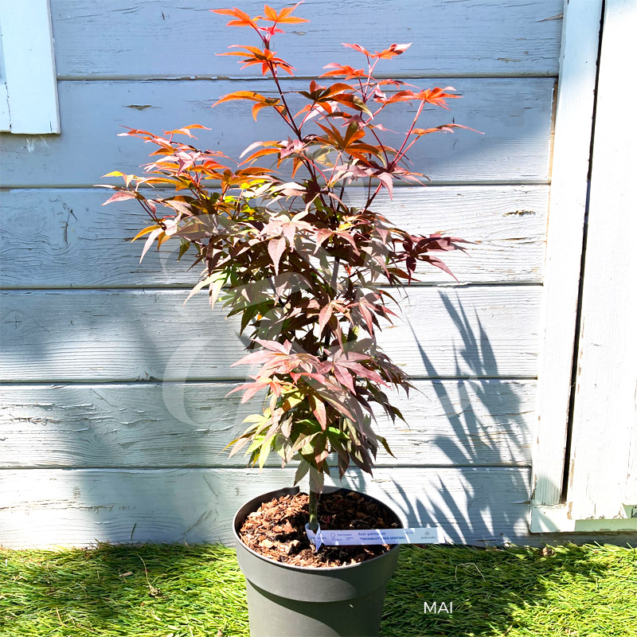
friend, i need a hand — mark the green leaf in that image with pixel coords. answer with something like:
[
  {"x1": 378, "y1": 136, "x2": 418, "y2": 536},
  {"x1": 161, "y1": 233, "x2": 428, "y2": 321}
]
[
  {"x1": 281, "y1": 417, "x2": 293, "y2": 438},
  {"x1": 227, "y1": 436, "x2": 251, "y2": 458},
  {"x1": 247, "y1": 437, "x2": 264, "y2": 455},
  {"x1": 177, "y1": 239, "x2": 191, "y2": 261},
  {"x1": 243, "y1": 413, "x2": 267, "y2": 424},
  {"x1": 258, "y1": 436, "x2": 272, "y2": 469},
  {"x1": 208, "y1": 276, "x2": 225, "y2": 310},
  {"x1": 293, "y1": 460, "x2": 310, "y2": 485},
  {"x1": 184, "y1": 270, "x2": 226, "y2": 307},
  {"x1": 377, "y1": 435, "x2": 395, "y2": 458}
]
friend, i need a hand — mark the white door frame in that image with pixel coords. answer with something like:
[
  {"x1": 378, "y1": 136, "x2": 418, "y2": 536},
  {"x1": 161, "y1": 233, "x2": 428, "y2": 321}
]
[{"x1": 531, "y1": 0, "x2": 637, "y2": 533}]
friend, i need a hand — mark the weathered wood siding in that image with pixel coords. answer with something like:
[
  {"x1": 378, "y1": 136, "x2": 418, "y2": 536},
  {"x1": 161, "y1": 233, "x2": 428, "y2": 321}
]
[
  {"x1": 0, "y1": 468, "x2": 531, "y2": 546},
  {"x1": 50, "y1": 0, "x2": 564, "y2": 79},
  {"x1": 0, "y1": 380, "x2": 535, "y2": 468},
  {"x1": 0, "y1": 79, "x2": 554, "y2": 187},
  {"x1": 0, "y1": 0, "x2": 562, "y2": 548},
  {"x1": 0, "y1": 186, "x2": 548, "y2": 287},
  {"x1": 0, "y1": 288, "x2": 540, "y2": 381}
]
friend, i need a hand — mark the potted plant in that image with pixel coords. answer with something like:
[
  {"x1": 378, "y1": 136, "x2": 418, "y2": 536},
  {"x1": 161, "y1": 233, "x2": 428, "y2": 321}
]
[{"x1": 102, "y1": 4, "x2": 474, "y2": 635}]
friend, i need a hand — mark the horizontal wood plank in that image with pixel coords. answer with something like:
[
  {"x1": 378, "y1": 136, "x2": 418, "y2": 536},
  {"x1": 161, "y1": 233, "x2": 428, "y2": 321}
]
[
  {"x1": 0, "y1": 287, "x2": 540, "y2": 382},
  {"x1": 50, "y1": 0, "x2": 563, "y2": 79},
  {"x1": 0, "y1": 186, "x2": 548, "y2": 288},
  {"x1": 0, "y1": 78, "x2": 554, "y2": 187},
  {"x1": 0, "y1": 467, "x2": 531, "y2": 547},
  {"x1": 0, "y1": 380, "x2": 535, "y2": 468}
]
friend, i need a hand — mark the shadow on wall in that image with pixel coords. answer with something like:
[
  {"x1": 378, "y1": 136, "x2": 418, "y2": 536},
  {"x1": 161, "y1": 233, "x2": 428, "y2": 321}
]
[
  {"x1": 1, "y1": 182, "x2": 540, "y2": 545},
  {"x1": 342, "y1": 290, "x2": 531, "y2": 546},
  {"x1": 0, "y1": 287, "x2": 533, "y2": 547}
]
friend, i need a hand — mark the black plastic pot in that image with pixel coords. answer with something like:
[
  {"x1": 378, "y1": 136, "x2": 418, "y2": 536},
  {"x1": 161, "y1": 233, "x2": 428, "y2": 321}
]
[{"x1": 233, "y1": 486, "x2": 402, "y2": 637}]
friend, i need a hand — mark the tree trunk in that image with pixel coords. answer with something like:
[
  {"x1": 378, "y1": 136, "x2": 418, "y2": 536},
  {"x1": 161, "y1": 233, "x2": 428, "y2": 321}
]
[{"x1": 308, "y1": 488, "x2": 319, "y2": 531}]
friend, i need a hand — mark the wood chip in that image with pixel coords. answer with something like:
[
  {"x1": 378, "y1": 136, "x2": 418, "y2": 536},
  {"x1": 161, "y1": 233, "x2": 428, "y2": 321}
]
[{"x1": 238, "y1": 491, "x2": 399, "y2": 568}]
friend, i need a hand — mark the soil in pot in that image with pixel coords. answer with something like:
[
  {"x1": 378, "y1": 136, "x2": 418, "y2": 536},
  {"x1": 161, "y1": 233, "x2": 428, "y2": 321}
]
[{"x1": 238, "y1": 491, "x2": 400, "y2": 568}]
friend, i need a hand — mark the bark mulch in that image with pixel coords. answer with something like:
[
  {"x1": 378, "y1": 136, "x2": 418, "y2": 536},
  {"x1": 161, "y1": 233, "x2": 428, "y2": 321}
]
[{"x1": 238, "y1": 490, "x2": 400, "y2": 568}]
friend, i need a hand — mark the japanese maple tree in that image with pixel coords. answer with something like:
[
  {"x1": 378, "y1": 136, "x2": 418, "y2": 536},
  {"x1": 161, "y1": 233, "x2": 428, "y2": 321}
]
[{"x1": 102, "y1": 3, "x2": 475, "y2": 530}]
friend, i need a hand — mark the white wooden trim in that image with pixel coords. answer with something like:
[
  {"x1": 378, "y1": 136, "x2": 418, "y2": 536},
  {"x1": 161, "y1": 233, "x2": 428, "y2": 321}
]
[
  {"x1": 565, "y1": 0, "x2": 637, "y2": 520},
  {"x1": 0, "y1": 80, "x2": 9, "y2": 129},
  {"x1": 0, "y1": 0, "x2": 60, "y2": 134},
  {"x1": 531, "y1": 0, "x2": 603, "y2": 508},
  {"x1": 531, "y1": 505, "x2": 637, "y2": 533},
  {"x1": 0, "y1": 39, "x2": 10, "y2": 128}
]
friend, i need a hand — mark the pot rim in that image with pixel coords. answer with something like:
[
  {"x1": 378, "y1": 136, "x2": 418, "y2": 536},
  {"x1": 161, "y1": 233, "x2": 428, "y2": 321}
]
[{"x1": 232, "y1": 485, "x2": 402, "y2": 573}]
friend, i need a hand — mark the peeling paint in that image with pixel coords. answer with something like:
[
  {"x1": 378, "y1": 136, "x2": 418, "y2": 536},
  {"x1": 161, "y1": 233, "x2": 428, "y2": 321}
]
[
  {"x1": 538, "y1": 13, "x2": 563, "y2": 22},
  {"x1": 504, "y1": 210, "x2": 536, "y2": 216}
]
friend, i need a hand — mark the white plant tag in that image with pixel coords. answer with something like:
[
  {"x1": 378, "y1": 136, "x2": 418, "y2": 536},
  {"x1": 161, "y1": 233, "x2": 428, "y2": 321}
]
[{"x1": 305, "y1": 524, "x2": 441, "y2": 551}]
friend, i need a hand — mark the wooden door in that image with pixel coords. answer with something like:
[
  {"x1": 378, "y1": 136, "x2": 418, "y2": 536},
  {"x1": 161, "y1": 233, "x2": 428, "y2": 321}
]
[
  {"x1": 532, "y1": 0, "x2": 637, "y2": 532},
  {"x1": 565, "y1": 0, "x2": 637, "y2": 525}
]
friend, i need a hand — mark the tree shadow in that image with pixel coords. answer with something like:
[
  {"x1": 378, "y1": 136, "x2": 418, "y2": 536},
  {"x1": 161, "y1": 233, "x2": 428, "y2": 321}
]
[
  {"x1": 0, "y1": 275, "x2": 533, "y2": 548},
  {"x1": 366, "y1": 289, "x2": 531, "y2": 547},
  {"x1": 381, "y1": 542, "x2": 627, "y2": 637}
]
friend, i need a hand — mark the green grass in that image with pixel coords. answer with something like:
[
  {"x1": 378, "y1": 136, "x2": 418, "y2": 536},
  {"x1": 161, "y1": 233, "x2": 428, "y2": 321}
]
[{"x1": 1, "y1": 543, "x2": 635, "y2": 636}]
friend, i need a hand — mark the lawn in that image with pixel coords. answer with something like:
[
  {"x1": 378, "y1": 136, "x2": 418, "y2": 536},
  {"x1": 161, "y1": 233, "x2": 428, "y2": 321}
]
[{"x1": 1, "y1": 543, "x2": 635, "y2": 636}]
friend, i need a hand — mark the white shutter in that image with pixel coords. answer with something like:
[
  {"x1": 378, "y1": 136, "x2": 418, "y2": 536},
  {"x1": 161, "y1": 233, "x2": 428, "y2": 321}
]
[{"x1": 0, "y1": 0, "x2": 60, "y2": 134}]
